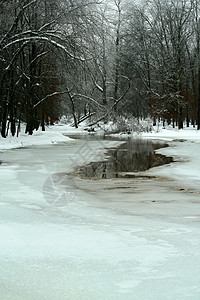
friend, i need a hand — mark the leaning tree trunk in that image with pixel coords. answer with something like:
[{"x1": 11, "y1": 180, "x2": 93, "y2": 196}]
[{"x1": 67, "y1": 89, "x2": 78, "y2": 128}]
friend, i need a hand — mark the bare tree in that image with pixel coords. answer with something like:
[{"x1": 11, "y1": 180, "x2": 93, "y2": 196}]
[
  {"x1": 0, "y1": 0, "x2": 102, "y2": 136},
  {"x1": 122, "y1": 0, "x2": 195, "y2": 127}
]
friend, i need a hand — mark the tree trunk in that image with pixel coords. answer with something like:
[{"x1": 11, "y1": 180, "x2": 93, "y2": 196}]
[
  {"x1": 1, "y1": 105, "x2": 8, "y2": 138},
  {"x1": 17, "y1": 116, "x2": 21, "y2": 137},
  {"x1": 26, "y1": 109, "x2": 34, "y2": 135},
  {"x1": 198, "y1": 70, "x2": 200, "y2": 129},
  {"x1": 178, "y1": 106, "x2": 184, "y2": 129},
  {"x1": 41, "y1": 113, "x2": 45, "y2": 131},
  {"x1": 67, "y1": 91, "x2": 78, "y2": 128}
]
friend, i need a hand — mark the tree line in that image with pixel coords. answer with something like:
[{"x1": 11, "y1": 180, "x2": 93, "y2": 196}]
[
  {"x1": 123, "y1": 0, "x2": 200, "y2": 130},
  {"x1": 1, "y1": 0, "x2": 200, "y2": 138}
]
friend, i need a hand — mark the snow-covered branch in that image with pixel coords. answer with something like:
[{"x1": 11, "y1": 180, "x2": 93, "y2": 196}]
[
  {"x1": 33, "y1": 92, "x2": 63, "y2": 109},
  {"x1": 73, "y1": 94, "x2": 105, "y2": 108},
  {"x1": 0, "y1": 0, "x2": 39, "y2": 45},
  {"x1": 3, "y1": 37, "x2": 85, "y2": 61},
  {"x1": 94, "y1": 82, "x2": 104, "y2": 92},
  {"x1": 22, "y1": 0, "x2": 38, "y2": 10}
]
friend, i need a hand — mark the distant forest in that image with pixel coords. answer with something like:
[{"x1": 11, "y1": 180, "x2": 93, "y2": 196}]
[{"x1": 1, "y1": 0, "x2": 200, "y2": 137}]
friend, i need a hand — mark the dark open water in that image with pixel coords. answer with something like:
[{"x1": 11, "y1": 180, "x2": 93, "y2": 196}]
[{"x1": 66, "y1": 134, "x2": 173, "y2": 179}]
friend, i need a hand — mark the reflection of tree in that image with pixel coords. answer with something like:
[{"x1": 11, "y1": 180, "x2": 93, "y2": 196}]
[{"x1": 79, "y1": 140, "x2": 172, "y2": 178}]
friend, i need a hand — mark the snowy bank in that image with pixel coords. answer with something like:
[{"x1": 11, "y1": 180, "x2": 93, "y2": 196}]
[
  {"x1": 0, "y1": 124, "x2": 82, "y2": 151},
  {"x1": 141, "y1": 125, "x2": 200, "y2": 141},
  {"x1": 139, "y1": 126, "x2": 200, "y2": 192},
  {"x1": 1, "y1": 122, "x2": 200, "y2": 152}
]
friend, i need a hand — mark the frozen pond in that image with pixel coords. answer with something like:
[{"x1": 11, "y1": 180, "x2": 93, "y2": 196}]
[{"x1": 0, "y1": 135, "x2": 200, "y2": 300}]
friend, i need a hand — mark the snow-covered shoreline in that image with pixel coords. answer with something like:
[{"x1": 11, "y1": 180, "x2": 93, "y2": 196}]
[
  {"x1": 1, "y1": 124, "x2": 200, "y2": 193},
  {"x1": 140, "y1": 127, "x2": 200, "y2": 191},
  {"x1": 1, "y1": 123, "x2": 200, "y2": 151},
  {"x1": 1, "y1": 123, "x2": 200, "y2": 195},
  {"x1": 0, "y1": 124, "x2": 75, "y2": 151}
]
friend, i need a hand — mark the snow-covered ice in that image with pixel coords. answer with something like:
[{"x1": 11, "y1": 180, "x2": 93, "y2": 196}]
[{"x1": 0, "y1": 125, "x2": 200, "y2": 300}]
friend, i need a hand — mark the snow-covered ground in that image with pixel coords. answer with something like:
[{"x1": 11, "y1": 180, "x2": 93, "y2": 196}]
[
  {"x1": 0, "y1": 124, "x2": 77, "y2": 151},
  {"x1": 0, "y1": 124, "x2": 200, "y2": 300}
]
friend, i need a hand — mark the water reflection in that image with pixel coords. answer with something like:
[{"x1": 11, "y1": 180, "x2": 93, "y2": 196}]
[{"x1": 76, "y1": 138, "x2": 173, "y2": 179}]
